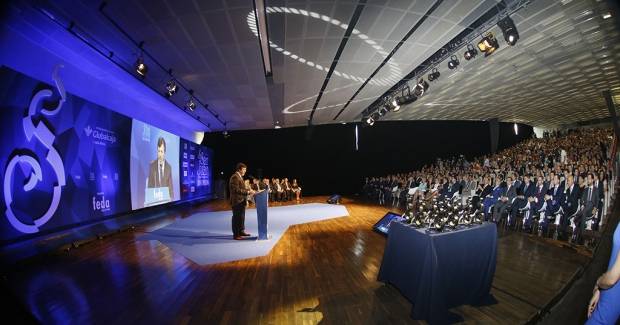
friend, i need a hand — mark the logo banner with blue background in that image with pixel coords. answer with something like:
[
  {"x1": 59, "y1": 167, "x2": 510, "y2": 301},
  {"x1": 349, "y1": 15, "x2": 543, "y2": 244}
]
[
  {"x1": 0, "y1": 66, "x2": 131, "y2": 242},
  {"x1": 180, "y1": 138, "x2": 212, "y2": 200}
]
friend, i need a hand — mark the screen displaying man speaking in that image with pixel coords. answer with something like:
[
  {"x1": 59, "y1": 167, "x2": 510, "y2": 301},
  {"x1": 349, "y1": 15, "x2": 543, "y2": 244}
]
[
  {"x1": 130, "y1": 119, "x2": 180, "y2": 210},
  {"x1": 147, "y1": 137, "x2": 174, "y2": 199}
]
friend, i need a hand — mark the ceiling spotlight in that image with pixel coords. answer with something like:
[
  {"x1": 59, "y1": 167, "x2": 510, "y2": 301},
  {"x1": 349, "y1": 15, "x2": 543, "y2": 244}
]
[
  {"x1": 498, "y1": 16, "x2": 519, "y2": 46},
  {"x1": 477, "y1": 32, "x2": 500, "y2": 56},
  {"x1": 396, "y1": 86, "x2": 417, "y2": 106},
  {"x1": 135, "y1": 56, "x2": 148, "y2": 78},
  {"x1": 413, "y1": 78, "x2": 429, "y2": 97},
  {"x1": 275, "y1": 121, "x2": 282, "y2": 129},
  {"x1": 391, "y1": 99, "x2": 400, "y2": 112},
  {"x1": 186, "y1": 97, "x2": 196, "y2": 111},
  {"x1": 378, "y1": 106, "x2": 389, "y2": 117},
  {"x1": 464, "y1": 44, "x2": 478, "y2": 60},
  {"x1": 366, "y1": 116, "x2": 375, "y2": 126},
  {"x1": 165, "y1": 79, "x2": 177, "y2": 97},
  {"x1": 428, "y1": 68, "x2": 441, "y2": 81},
  {"x1": 447, "y1": 55, "x2": 460, "y2": 69}
]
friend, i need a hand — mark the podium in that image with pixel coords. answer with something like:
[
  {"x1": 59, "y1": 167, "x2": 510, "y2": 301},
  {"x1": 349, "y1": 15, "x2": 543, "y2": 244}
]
[
  {"x1": 254, "y1": 190, "x2": 270, "y2": 240},
  {"x1": 144, "y1": 187, "x2": 171, "y2": 207}
]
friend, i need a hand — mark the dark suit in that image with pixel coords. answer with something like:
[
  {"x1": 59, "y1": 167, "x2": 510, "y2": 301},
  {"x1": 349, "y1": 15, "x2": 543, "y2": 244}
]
[
  {"x1": 573, "y1": 185, "x2": 600, "y2": 243},
  {"x1": 229, "y1": 172, "x2": 249, "y2": 237},
  {"x1": 493, "y1": 183, "x2": 516, "y2": 222},
  {"x1": 594, "y1": 181, "x2": 604, "y2": 230},
  {"x1": 147, "y1": 159, "x2": 174, "y2": 200}
]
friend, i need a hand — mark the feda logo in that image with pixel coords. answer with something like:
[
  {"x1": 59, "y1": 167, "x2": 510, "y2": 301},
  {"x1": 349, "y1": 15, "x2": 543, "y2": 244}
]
[{"x1": 92, "y1": 194, "x2": 111, "y2": 212}]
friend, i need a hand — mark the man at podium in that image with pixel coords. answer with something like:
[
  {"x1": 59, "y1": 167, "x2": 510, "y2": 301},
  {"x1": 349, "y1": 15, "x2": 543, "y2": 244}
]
[
  {"x1": 147, "y1": 137, "x2": 174, "y2": 200},
  {"x1": 229, "y1": 163, "x2": 255, "y2": 240}
]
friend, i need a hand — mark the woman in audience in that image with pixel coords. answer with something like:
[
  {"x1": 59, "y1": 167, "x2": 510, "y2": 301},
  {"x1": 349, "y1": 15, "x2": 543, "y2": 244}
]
[{"x1": 291, "y1": 179, "x2": 302, "y2": 201}]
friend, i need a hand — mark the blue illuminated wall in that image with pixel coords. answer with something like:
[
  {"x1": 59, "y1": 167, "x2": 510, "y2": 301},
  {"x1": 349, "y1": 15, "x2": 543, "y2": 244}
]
[
  {"x1": 180, "y1": 139, "x2": 213, "y2": 200},
  {"x1": 0, "y1": 67, "x2": 213, "y2": 243}
]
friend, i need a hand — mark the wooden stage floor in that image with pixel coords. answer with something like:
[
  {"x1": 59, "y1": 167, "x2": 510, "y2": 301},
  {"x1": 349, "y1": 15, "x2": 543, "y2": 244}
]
[{"x1": 2, "y1": 196, "x2": 591, "y2": 324}]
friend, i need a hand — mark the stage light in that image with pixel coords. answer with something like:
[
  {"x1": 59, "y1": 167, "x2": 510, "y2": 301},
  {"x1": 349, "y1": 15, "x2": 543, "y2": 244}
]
[
  {"x1": 464, "y1": 44, "x2": 478, "y2": 60},
  {"x1": 366, "y1": 116, "x2": 375, "y2": 126},
  {"x1": 378, "y1": 106, "x2": 389, "y2": 117},
  {"x1": 165, "y1": 79, "x2": 177, "y2": 97},
  {"x1": 447, "y1": 55, "x2": 459, "y2": 70},
  {"x1": 498, "y1": 16, "x2": 519, "y2": 46},
  {"x1": 428, "y1": 68, "x2": 440, "y2": 81},
  {"x1": 396, "y1": 86, "x2": 417, "y2": 106},
  {"x1": 391, "y1": 99, "x2": 400, "y2": 112},
  {"x1": 413, "y1": 78, "x2": 429, "y2": 97},
  {"x1": 477, "y1": 32, "x2": 499, "y2": 56},
  {"x1": 186, "y1": 97, "x2": 196, "y2": 111},
  {"x1": 135, "y1": 56, "x2": 148, "y2": 77}
]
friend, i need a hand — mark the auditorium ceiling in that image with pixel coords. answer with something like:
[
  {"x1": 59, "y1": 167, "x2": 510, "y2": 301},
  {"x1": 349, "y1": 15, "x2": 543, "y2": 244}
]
[{"x1": 37, "y1": 0, "x2": 620, "y2": 131}]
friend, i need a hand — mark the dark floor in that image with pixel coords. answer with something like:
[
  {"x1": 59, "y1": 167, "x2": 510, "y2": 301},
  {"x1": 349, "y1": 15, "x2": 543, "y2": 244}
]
[{"x1": 0, "y1": 196, "x2": 594, "y2": 324}]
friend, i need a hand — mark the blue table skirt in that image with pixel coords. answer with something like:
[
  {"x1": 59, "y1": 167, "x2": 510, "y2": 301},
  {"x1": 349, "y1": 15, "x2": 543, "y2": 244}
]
[{"x1": 377, "y1": 222, "x2": 497, "y2": 323}]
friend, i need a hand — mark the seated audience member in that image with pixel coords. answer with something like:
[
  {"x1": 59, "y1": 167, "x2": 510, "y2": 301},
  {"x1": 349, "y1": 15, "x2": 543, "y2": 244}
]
[
  {"x1": 260, "y1": 177, "x2": 270, "y2": 191},
  {"x1": 492, "y1": 176, "x2": 516, "y2": 223},
  {"x1": 291, "y1": 179, "x2": 302, "y2": 201},
  {"x1": 244, "y1": 179, "x2": 253, "y2": 206},
  {"x1": 274, "y1": 178, "x2": 284, "y2": 201},
  {"x1": 573, "y1": 174, "x2": 599, "y2": 244},
  {"x1": 282, "y1": 178, "x2": 292, "y2": 201},
  {"x1": 251, "y1": 178, "x2": 261, "y2": 191}
]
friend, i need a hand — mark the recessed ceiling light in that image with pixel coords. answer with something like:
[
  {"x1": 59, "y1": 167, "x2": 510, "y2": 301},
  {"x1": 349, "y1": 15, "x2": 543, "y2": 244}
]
[{"x1": 602, "y1": 12, "x2": 612, "y2": 19}]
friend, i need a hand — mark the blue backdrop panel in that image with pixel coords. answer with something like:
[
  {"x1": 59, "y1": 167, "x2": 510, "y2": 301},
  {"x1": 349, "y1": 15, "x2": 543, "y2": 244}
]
[
  {"x1": 0, "y1": 66, "x2": 131, "y2": 242},
  {"x1": 180, "y1": 138, "x2": 212, "y2": 200}
]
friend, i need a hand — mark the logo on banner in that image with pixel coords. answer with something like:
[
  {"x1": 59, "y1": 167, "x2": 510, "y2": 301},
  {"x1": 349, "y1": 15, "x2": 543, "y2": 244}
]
[
  {"x1": 92, "y1": 193, "x2": 111, "y2": 212},
  {"x1": 84, "y1": 125, "x2": 93, "y2": 137},
  {"x1": 3, "y1": 65, "x2": 67, "y2": 234},
  {"x1": 84, "y1": 125, "x2": 117, "y2": 145}
]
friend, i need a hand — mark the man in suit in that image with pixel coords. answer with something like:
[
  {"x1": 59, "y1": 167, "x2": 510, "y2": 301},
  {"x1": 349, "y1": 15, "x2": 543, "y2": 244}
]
[
  {"x1": 493, "y1": 176, "x2": 516, "y2": 223},
  {"x1": 539, "y1": 175, "x2": 564, "y2": 233},
  {"x1": 484, "y1": 177, "x2": 505, "y2": 221},
  {"x1": 561, "y1": 174, "x2": 580, "y2": 239},
  {"x1": 592, "y1": 173, "x2": 605, "y2": 231},
  {"x1": 573, "y1": 173, "x2": 599, "y2": 244},
  {"x1": 147, "y1": 137, "x2": 174, "y2": 200},
  {"x1": 229, "y1": 163, "x2": 255, "y2": 240}
]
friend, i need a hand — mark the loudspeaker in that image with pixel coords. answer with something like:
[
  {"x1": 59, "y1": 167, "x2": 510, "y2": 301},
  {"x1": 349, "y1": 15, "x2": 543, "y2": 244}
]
[{"x1": 327, "y1": 194, "x2": 341, "y2": 204}]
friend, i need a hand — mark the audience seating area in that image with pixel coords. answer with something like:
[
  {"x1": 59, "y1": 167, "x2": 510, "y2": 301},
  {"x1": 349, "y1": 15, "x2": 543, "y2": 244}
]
[{"x1": 363, "y1": 128, "x2": 618, "y2": 246}]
